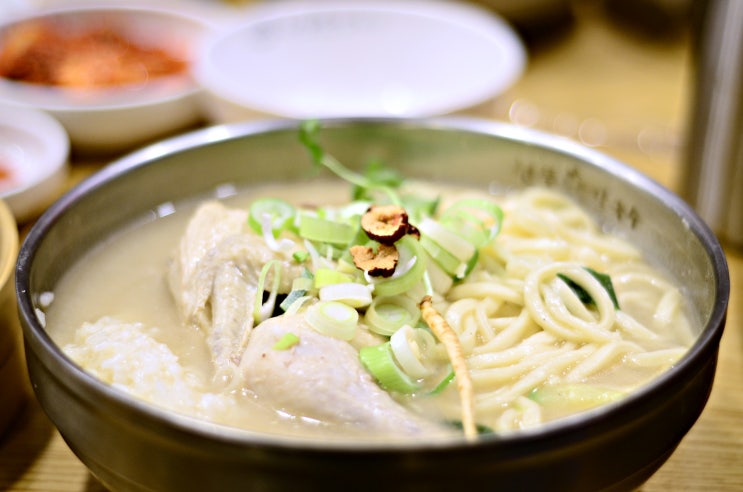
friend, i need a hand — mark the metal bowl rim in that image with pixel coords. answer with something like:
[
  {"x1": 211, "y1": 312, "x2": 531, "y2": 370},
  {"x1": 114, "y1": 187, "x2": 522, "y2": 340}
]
[{"x1": 15, "y1": 116, "x2": 730, "y2": 452}]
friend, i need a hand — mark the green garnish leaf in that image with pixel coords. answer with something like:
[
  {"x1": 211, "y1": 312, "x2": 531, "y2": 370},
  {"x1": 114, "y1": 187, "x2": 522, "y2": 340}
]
[
  {"x1": 401, "y1": 193, "x2": 441, "y2": 223},
  {"x1": 446, "y1": 420, "x2": 494, "y2": 435},
  {"x1": 298, "y1": 120, "x2": 401, "y2": 204},
  {"x1": 299, "y1": 119, "x2": 325, "y2": 166},
  {"x1": 273, "y1": 332, "x2": 300, "y2": 350},
  {"x1": 557, "y1": 267, "x2": 620, "y2": 310},
  {"x1": 352, "y1": 159, "x2": 404, "y2": 201}
]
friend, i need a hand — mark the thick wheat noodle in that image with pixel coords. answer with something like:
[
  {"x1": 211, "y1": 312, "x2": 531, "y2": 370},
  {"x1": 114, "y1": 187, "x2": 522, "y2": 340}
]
[
  {"x1": 445, "y1": 299, "x2": 480, "y2": 355},
  {"x1": 474, "y1": 300, "x2": 497, "y2": 341},
  {"x1": 435, "y1": 188, "x2": 696, "y2": 431},
  {"x1": 475, "y1": 344, "x2": 596, "y2": 412},
  {"x1": 653, "y1": 289, "x2": 683, "y2": 327},
  {"x1": 472, "y1": 310, "x2": 537, "y2": 354},
  {"x1": 551, "y1": 277, "x2": 596, "y2": 323},
  {"x1": 496, "y1": 237, "x2": 571, "y2": 258},
  {"x1": 468, "y1": 332, "x2": 560, "y2": 369},
  {"x1": 628, "y1": 348, "x2": 689, "y2": 367},
  {"x1": 448, "y1": 281, "x2": 524, "y2": 305},
  {"x1": 564, "y1": 341, "x2": 643, "y2": 382},
  {"x1": 524, "y1": 263, "x2": 618, "y2": 342},
  {"x1": 559, "y1": 228, "x2": 642, "y2": 260},
  {"x1": 612, "y1": 268, "x2": 677, "y2": 292},
  {"x1": 470, "y1": 343, "x2": 578, "y2": 387},
  {"x1": 614, "y1": 310, "x2": 659, "y2": 340},
  {"x1": 497, "y1": 396, "x2": 542, "y2": 430}
]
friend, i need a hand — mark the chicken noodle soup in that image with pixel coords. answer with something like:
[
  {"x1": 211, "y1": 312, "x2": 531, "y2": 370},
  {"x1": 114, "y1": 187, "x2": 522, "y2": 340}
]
[{"x1": 43, "y1": 170, "x2": 695, "y2": 442}]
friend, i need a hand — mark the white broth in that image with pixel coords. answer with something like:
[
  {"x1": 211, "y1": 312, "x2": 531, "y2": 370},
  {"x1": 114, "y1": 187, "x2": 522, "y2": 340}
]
[{"x1": 44, "y1": 179, "x2": 695, "y2": 441}]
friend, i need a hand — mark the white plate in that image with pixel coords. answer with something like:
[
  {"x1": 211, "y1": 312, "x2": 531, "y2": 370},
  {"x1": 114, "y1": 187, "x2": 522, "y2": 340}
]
[
  {"x1": 0, "y1": 4, "x2": 213, "y2": 152},
  {"x1": 0, "y1": 105, "x2": 69, "y2": 222},
  {"x1": 195, "y1": 0, "x2": 527, "y2": 121}
]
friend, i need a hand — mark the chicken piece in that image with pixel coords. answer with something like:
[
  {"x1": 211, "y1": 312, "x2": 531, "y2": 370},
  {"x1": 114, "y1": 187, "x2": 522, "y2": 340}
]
[
  {"x1": 168, "y1": 201, "x2": 303, "y2": 384},
  {"x1": 240, "y1": 314, "x2": 453, "y2": 439}
]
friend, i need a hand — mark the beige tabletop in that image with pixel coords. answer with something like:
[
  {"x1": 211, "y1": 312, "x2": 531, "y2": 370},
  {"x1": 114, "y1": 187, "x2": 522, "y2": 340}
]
[{"x1": 1, "y1": 2, "x2": 742, "y2": 490}]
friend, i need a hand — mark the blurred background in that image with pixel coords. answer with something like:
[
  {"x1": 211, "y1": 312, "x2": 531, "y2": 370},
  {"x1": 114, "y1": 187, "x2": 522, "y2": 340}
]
[
  {"x1": 3, "y1": 1, "x2": 743, "y2": 491},
  {"x1": 1, "y1": 0, "x2": 698, "y2": 191}
]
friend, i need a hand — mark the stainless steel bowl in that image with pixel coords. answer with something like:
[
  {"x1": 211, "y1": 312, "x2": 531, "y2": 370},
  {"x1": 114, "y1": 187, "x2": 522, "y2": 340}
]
[{"x1": 16, "y1": 118, "x2": 729, "y2": 492}]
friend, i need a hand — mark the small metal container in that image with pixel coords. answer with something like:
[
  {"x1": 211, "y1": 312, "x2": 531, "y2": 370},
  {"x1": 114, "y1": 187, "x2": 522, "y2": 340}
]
[{"x1": 682, "y1": 0, "x2": 743, "y2": 245}]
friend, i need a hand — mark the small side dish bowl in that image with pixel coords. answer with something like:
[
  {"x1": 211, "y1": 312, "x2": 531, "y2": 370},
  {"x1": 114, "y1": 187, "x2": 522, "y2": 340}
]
[
  {"x1": 194, "y1": 0, "x2": 526, "y2": 122},
  {"x1": 0, "y1": 104, "x2": 69, "y2": 223},
  {"x1": 0, "y1": 198, "x2": 27, "y2": 439},
  {"x1": 0, "y1": 4, "x2": 212, "y2": 152},
  {"x1": 16, "y1": 118, "x2": 728, "y2": 491}
]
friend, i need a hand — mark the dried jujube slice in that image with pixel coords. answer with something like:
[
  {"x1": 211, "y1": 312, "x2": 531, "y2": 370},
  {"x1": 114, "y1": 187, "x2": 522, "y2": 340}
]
[
  {"x1": 361, "y1": 205, "x2": 409, "y2": 244},
  {"x1": 350, "y1": 243, "x2": 399, "y2": 278}
]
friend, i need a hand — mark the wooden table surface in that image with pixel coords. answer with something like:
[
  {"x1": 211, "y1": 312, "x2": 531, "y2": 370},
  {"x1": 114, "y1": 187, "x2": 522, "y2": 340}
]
[{"x1": 2, "y1": 1, "x2": 742, "y2": 490}]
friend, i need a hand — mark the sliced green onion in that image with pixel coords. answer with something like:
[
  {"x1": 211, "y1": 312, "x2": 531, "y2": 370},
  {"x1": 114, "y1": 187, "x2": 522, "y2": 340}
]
[
  {"x1": 326, "y1": 200, "x2": 373, "y2": 221},
  {"x1": 439, "y1": 198, "x2": 503, "y2": 248},
  {"x1": 314, "y1": 268, "x2": 354, "y2": 288},
  {"x1": 336, "y1": 257, "x2": 361, "y2": 276},
  {"x1": 585, "y1": 267, "x2": 620, "y2": 309},
  {"x1": 390, "y1": 325, "x2": 437, "y2": 378},
  {"x1": 417, "y1": 217, "x2": 475, "y2": 263},
  {"x1": 299, "y1": 213, "x2": 357, "y2": 245},
  {"x1": 306, "y1": 300, "x2": 358, "y2": 341},
  {"x1": 253, "y1": 260, "x2": 282, "y2": 324},
  {"x1": 302, "y1": 238, "x2": 334, "y2": 271},
  {"x1": 319, "y1": 282, "x2": 373, "y2": 308},
  {"x1": 364, "y1": 295, "x2": 420, "y2": 336},
  {"x1": 280, "y1": 290, "x2": 309, "y2": 312},
  {"x1": 462, "y1": 249, "x2": 479, "y2": 278},
  {"x1": 293, "y1": 272, "x2": 315, "y2": 291},
  {"x1": 429, "y1": 368, "x2": 455, "y2": 395},
  {"x1": 292, "y1": 250, "x2": 310, "y2": 263},
  {"x1": 283, "y1": 295, "x2": 314, "y2": 315},
  {"x1": 248, "y1": 198, "x2": 296, "y2": 236},
  {"x1": 424, "y1": 255, "x2": 455, "y2": 295},
  {"x1": 557, "y1": 267, "x2": 620, "y2": 310},
  {"x1": 359, "y1": 342, "x2": 420, "y2": 393},
  {"x1": 279, "y1": 273, "x2": 315, "y2": 312},
  {"x1": 370, "y1": 235, "x2": 427, "y2": 297},
  {"x1": 273, "y1": 332, "x2": 300, "y2": 350},
  {"x1": 419, "y1": 234, "x2": 466, "y2": 278},
  {"x1": 529, "y1": 384, "x2": 624, "y2": 409}
]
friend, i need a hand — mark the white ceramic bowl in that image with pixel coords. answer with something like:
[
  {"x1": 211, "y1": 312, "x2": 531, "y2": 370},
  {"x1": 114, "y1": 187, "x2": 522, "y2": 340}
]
[
  {"x1": 194, "y1": 0, "x2": 526, "y2": 122},
  {"x1": 0, "y1": 4, "x2": 213, "y2": 152},
  {"x1": 0, "y1": 104, "x2": 69, "y2": 223}
]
